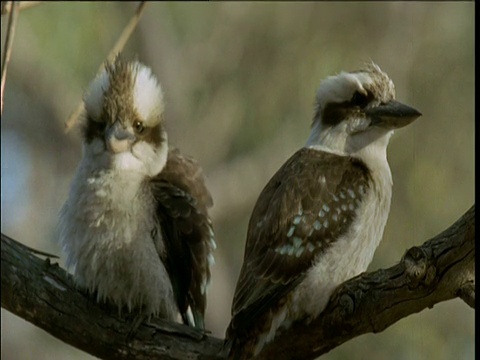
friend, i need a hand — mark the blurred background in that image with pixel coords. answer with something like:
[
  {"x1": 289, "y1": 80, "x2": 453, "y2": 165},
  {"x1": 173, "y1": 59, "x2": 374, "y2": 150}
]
[{"x1": 1, "y1": 2, "x2": 474, "y2": 359}]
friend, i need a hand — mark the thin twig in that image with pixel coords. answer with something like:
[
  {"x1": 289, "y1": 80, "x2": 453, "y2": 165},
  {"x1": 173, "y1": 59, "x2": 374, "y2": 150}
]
[
  {"x1": 1, "y1": 1, "x2": 42, "y2": 15},
  {"x1": 1, "y1": 1, "x2": 19, "y2": 115},
  {"x1": 64, "y1": 1, "x2": 148, "y2": 132}
]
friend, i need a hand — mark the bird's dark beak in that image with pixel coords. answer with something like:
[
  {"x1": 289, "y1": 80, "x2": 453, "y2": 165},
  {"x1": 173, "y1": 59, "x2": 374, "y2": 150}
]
[
  {"x1": 366, "y1": 100, "x2": 422, "y2": 129},
  {"x1": 106, "y1": 121, "x2": 136, "y2": 154}
]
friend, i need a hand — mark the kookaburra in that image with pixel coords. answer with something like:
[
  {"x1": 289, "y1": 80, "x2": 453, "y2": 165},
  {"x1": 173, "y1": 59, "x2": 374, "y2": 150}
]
[
  {"x1": 226, "y1": 63, "x2": 421, "y2": 358},
  {"x1": 59, "y1": 57, "x2": 215, "y2": 330}
]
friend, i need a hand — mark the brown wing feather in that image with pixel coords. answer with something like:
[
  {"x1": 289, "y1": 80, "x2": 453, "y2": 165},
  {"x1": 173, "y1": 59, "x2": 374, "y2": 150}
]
[
  {"x1": 161, "y1": 147, "x2": 213, "y2": 210},
  {"x1": 228, "y1": 147, "x2": 371, "y2": 337},
  {"x1": 151, "y1": 148, "x2": 215, "y2": 329}
]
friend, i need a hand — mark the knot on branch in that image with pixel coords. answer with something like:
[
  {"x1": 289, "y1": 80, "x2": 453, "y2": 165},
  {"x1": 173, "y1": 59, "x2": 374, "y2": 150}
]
[
  {"x1": 403, "y1": 246, "x2": 436, "y2": 288},
  {"x1": 330, "y1": 277, "x2": 370, "y2": 319},
  {"x1": 338, "y1": 293, "x2": 355, "y2": 316},
  {"x1": 457, "y1": 281, "x2": 475, "y2": 309}
]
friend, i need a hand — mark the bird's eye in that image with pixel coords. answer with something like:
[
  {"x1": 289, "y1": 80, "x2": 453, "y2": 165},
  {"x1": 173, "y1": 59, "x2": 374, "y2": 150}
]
[
  {"x1": 133, "y1": 120, "x2": 145, "y2": 134},
  {"x1": 350, "y1": 91, "x2": 370, "y2": 108}
]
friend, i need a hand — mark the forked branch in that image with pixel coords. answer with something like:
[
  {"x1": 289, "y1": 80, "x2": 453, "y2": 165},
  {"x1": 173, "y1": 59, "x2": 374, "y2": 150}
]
[{"x1": 1, "y1": 205, "x2": 474, "y2": 360}]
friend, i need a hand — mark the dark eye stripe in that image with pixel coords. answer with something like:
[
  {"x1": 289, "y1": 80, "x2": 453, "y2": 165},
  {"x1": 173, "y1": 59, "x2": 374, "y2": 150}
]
[
  {"x1": 350, "y1": 90, "x2": 374, "y2": 108},
  {"x1": 321, "y1": 102, "x2": 349, "y2": 127},
  {"x1": 83, "y1": 115, "x2": 106, "y2": 143},
  {"x1": 320, "y1": 90, "x2": 375, "y2": 127}
]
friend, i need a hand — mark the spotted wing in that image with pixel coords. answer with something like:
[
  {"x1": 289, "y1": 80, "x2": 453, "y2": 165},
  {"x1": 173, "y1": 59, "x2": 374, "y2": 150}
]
[
  {"x1": 151, "y1": 148, "x2": 215, "y2": 329},
  {"x1": 228, "y1": 147, "x2": 371, "y2": 337}
]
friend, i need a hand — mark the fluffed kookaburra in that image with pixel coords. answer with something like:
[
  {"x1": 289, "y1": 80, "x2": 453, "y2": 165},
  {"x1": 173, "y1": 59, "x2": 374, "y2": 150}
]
[
  {"x1": 226, "y1": 63, "x2": 421, "y2": 358},
  {"x1": 59, "y1": 58, "x2": 215, "y2": 330}
]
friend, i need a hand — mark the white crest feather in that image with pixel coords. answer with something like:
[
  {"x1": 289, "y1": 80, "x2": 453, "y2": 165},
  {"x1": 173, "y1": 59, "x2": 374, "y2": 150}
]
[
  {"x1": 132, "y1": 63, "x2": 164, "y2": 123},
  {"x1": 315, "y1": 71, "x2": 372, "y2": 112},
  {"x1": 84, "y1": 69, "x2": 109, "y2": 121}
]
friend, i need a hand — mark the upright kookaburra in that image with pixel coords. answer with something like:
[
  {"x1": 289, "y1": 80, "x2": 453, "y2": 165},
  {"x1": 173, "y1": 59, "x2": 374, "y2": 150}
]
[
  {"x1": 59, "y1": 58, "x2": 215, "y2": 330},
  {"x1": 226, "y1": 63, "x2": 421, "y2": 358}
]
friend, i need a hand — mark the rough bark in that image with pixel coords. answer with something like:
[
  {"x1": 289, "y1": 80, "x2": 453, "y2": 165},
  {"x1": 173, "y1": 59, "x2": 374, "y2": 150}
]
[
  {"x1": 1, "y1": 233, "x2": 226, "y2": 360},
  {"x1": 1, "y1": 205, "x2": 474, "y2": 360}
]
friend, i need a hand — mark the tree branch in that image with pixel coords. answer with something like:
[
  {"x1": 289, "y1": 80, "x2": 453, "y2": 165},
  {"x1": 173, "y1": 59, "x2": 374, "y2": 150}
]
[
  {"x1": 1, "y1": 205, "x2": 474, "y2": 359},
  {"x1": 1, "y1": 233, "x2": 226, "y2": 360}
]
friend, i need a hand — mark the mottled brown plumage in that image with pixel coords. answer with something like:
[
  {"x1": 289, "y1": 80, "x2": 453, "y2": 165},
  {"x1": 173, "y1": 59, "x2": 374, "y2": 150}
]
[
  {"x1": 226, "y1": 63, "x2": 420, "y2": 358},
  {"x1": 227, "y1": 149, "x2": 371, "y2": 357},
  {"x1": 60, "y1": 57, "x2": 215, "y2": 332},
  {"x1": 152, "y1": 148, "x2": 215, "y2": 328}
]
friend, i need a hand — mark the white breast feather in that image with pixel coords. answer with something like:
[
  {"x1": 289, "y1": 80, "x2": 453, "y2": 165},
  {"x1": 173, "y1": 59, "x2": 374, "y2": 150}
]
[
  {"x1": 59, "y1": 144, "x2": 178, "y2": 319},
  {"x1": 293, "y1": 155, "x2": 392, "y2": 319},
  {"x1": 254, "y1": 145, "x2": 393, "y2": 355}
]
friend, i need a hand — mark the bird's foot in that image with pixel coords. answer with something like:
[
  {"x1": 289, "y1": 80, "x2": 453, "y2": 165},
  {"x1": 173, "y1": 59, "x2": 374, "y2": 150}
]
[{"x1": 126, "y1": 312, "x2": 147, "y2": 341}]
